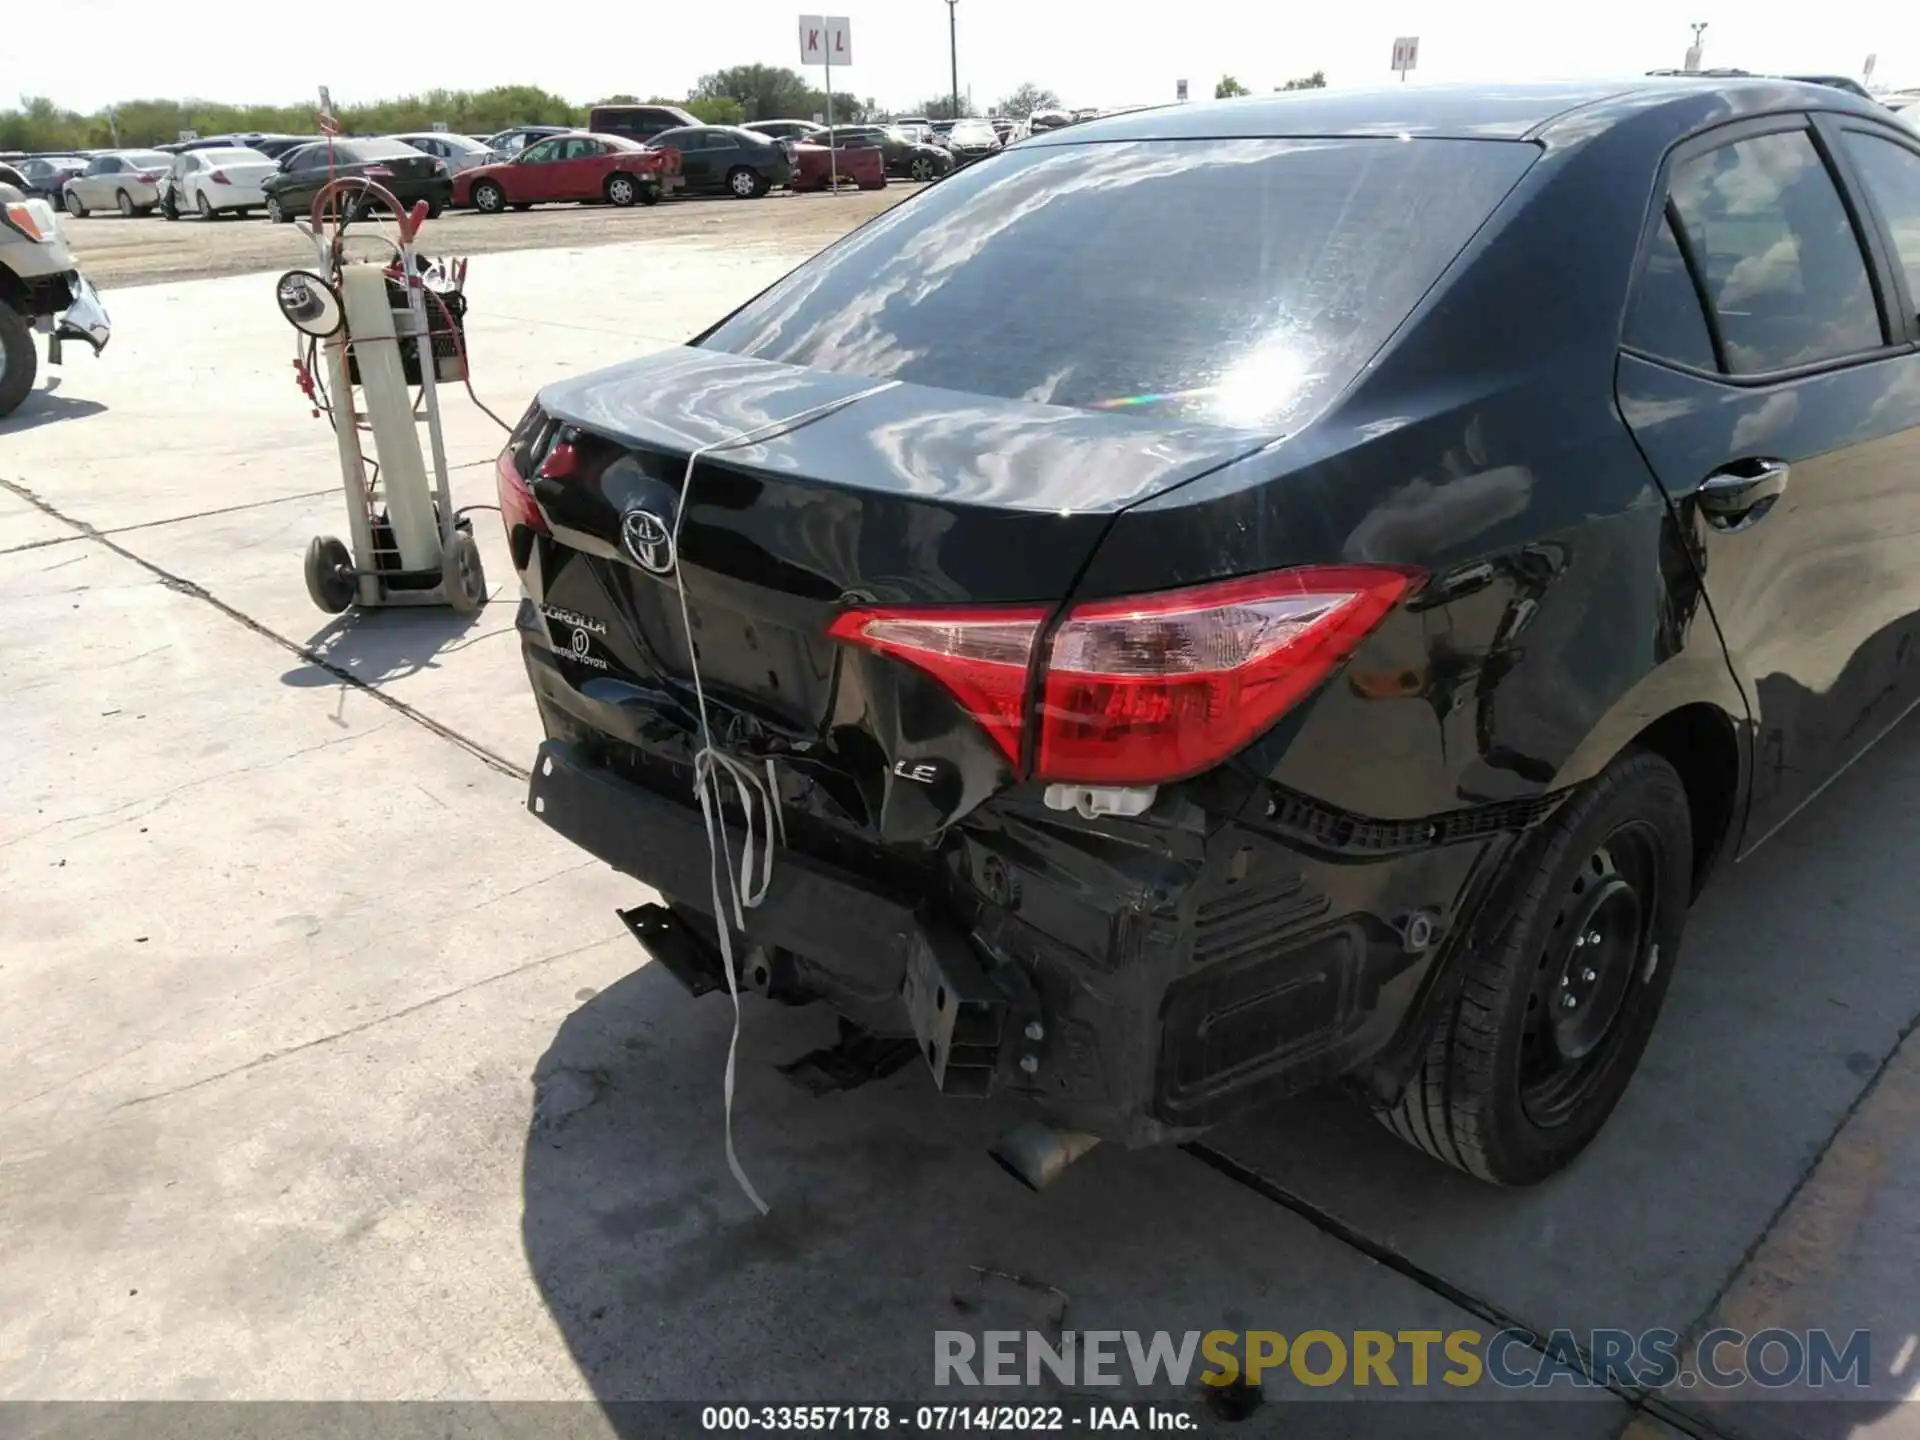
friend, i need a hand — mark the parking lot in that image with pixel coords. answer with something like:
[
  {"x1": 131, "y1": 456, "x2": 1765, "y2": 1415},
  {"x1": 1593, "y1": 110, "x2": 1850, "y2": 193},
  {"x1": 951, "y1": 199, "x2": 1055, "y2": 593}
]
[
  {"x1": 3, "y1": 192, "x2": 1918, "y2": 1438},
  {"x1": 52, "y1": 186, "x2": 917, "y2": 288}
]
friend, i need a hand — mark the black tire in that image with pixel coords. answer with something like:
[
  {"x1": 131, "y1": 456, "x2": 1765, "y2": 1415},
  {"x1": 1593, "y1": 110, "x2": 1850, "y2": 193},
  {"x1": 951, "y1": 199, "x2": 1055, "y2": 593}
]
[
  {"x1": 910, "y1": 155, "x2": 935, "y2": 181},
  {"x1": 726, "y1": 165, "x2": 766, "y2": 199},
  {"x1": 195, "y1": 191, "x2": 215, "y2": 220},
  {"x1": 425, "y1": 200, "x2": 444, "y2": 219},
  {"x1": 0, "y1": 303, "x2": 38, "y2": 419},
  {"x1": 1380, "y1": 750, "x2": 1692, "y2": 1185},
  {"x1": 471, "y1": 180, "x2": 506, "y2": 214},
  {"x1": 303, "y1": 536, "x2": 355, "y2": 614},
  {"x1": 116, "y1": 189, "x2": 135, "y2": 218},
  {"x1": 64, "y1": 189, "x2": 87, "y2": 218},
  {"x1": 266, "y1": 195, "x2": 291, "y2": 224},
  {"x1": 605, "y1": 172, "x2": 640, "y2": 207},
  {"x1": 639, "y1": 181, "x2": 662, "y2": 206},
  {"x1": 161, "y1": 190, "x2": 180, "y2": 221}
]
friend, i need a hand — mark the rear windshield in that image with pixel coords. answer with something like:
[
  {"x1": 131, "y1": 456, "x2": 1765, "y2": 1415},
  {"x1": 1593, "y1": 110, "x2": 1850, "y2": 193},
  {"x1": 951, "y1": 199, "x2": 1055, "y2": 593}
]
[
  {"x1": 124, "y1": 152, "x2": 170, "y2": 167},
  {"x1": 199, "y1": 148, "x2": 263, "y2": 164},
  {"x1": 701, "y1": 136, "x2": 1534, "y2": 434}
]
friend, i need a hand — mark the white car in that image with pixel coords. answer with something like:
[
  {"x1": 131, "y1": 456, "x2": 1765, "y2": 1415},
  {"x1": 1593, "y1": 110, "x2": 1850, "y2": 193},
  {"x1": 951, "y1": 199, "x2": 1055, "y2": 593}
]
[
  {"x1": 62, "y1": 150, "x2": 172, "y2": 217},
  {"x1": 165, "y1": 146, "x2": 277, "y2": 219},
  {"x1": 388, "y1": 133, "x2": 502, "y2": 175}
]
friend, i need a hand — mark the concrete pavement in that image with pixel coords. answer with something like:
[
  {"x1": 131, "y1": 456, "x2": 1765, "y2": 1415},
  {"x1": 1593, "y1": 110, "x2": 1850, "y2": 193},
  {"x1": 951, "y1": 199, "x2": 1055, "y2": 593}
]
[{"x1": 1, "y1": 225, "x2": 1915, "y2": 1436}]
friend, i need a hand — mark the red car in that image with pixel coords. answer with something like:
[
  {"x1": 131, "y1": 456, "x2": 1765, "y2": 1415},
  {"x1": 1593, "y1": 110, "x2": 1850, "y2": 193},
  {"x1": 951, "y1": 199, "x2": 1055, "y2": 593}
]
[
  {"x1": 789, "y1": 142, "x2": 886, "y2": 192},
  {"x1": 453, "y1": 132, "x2": 680, "y2": 213}
]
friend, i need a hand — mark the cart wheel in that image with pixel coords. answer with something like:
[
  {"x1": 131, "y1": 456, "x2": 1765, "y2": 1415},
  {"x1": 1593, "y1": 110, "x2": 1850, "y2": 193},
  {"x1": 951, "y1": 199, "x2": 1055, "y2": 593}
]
[
  {"x1": 443, "y1": 531, "x2": 487, "y2": 613},
  {"x1": 304, "y1": 536, "x2": 355, "y2": 613}
]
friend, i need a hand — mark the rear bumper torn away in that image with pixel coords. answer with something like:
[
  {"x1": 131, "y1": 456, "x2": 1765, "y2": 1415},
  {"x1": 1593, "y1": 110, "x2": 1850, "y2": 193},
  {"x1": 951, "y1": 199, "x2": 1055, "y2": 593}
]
[{"x1": 526, "y1": 739, "x2": 1514, "y2": 1145}]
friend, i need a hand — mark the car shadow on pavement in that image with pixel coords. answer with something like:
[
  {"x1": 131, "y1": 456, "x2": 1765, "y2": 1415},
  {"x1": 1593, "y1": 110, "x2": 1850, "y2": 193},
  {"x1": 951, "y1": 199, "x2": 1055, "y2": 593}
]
[
  {"x1": 281, "y1": 603, "x2": 499, "y2": 687},
  {"x1": 521, "y1": 962, "x2": 1630, "y2": 1437},
  {"x1": 518, "y1": 688, "x2": 1920, "y2": 1437},
  {"x1": 0, "y1": 380, "x2": 107, "y2": 435}
]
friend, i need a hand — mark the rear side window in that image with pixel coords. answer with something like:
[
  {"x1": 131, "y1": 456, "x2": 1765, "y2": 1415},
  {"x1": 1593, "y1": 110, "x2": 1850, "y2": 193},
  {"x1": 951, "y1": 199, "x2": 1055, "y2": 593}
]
[
  {"x1": 700, "y1": 137, "x2": 1535, "y2": 434},
  {"x1": 1624, "y1": 211, "x2": 1718, "y2": 370},
  {"x1": 1839, "y1": 130, "x2": 1920, "y2": 319},
  {"x1": 1668, "y1": 131, "x2": 1882, "y2": 374}
]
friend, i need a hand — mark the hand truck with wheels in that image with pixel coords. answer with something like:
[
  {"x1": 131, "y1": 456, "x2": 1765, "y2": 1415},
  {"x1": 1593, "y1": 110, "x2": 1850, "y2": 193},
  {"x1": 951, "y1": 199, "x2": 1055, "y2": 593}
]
[{"x1": 273, "y1": 175, "x2": 486, "y2": 616}]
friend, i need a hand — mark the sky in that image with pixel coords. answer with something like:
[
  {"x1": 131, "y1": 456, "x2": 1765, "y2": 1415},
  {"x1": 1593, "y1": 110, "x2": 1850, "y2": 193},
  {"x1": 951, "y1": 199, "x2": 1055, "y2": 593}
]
[{"x1": 19, "y1": 0, "x2": 1920, "y2": 115}]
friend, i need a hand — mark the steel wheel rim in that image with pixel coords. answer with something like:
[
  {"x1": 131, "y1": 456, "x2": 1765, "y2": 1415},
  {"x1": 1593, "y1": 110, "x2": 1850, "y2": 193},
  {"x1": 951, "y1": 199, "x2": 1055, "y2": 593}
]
[
  {"x1": 267, "y1": 198, "x2": 281, "y2": 222},
  {"x1": 1517, "y1": 821, "x2": 1663, "y2": 1128}
]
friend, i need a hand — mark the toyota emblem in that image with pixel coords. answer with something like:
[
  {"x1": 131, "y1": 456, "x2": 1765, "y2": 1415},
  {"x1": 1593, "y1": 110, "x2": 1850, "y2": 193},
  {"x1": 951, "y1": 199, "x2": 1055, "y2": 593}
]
[{"x1": 621, "y1": 509, "x2": 676, "y2": 576}]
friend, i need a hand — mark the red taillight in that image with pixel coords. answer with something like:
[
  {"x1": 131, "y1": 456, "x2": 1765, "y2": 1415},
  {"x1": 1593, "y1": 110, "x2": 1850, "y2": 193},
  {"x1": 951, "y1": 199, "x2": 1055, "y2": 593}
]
[
  {"x1": 1036, "y1": 567, "x2": 1420, "y2": 783},
  {"x1": 497, "y1": 450, "x2": 550, "y2": 545},
  {"x1": 536, "y1": 439, "x2": 578, "y2": 480},
  {"x1": 825, "y1": 607, "x2": 1047, "y2": 765},
  {"x1": 826, "y1": 565, "x2": 1419, "y2": 782},
  {"x1": 138, "y1": 170, "x2": 164, "y2": 182},
  {"x1": 208, "y1": 169, "x2": 230, "y2": 185}
]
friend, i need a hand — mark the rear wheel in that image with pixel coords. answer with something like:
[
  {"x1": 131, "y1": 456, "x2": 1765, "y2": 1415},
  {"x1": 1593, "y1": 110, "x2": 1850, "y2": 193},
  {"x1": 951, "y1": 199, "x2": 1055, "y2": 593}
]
[
  {"x1": 161, "y1": 189, "x2": 180, "y2": 221},
  {"x1": 116, "y1": 188, "x2": 135, "y2": 218},
  {"x1": 639, "y1": 181, "x2": 662, "y2": 206},
  {"x1": 726, "y1": 165, "x2": 766, "y2": 199},
  {"x1": 605, "y1": 173, "x2": 639, "y2": 207},
  {"x1": 443, "y1": 531, "x2": 487, "y2": 613},
  {"x1": 195, "y1": 191, "x2": 215, "y2": 220},
  {"x1": 0, "y1": 303, "x2": 38, "y2": 419},
  {"x1": 471, "y1": 181, "x2": 506, "y2": 214},
  {"x1": 1380, "y1": 750, "x2": 1691, "y2": 1185},
  {"x1": 303, "y1": 536, "x2": 355, "y2": 614},
  {"x1": 910, "y1": 155, "x2": 935, "y2": 181}
]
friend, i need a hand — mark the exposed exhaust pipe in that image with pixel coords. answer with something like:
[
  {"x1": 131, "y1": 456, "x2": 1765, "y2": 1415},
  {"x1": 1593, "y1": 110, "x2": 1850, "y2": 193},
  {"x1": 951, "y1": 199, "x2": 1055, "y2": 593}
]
[{"x1": 989, "y1": 1122, "x2": 1101, "y2": 1191}]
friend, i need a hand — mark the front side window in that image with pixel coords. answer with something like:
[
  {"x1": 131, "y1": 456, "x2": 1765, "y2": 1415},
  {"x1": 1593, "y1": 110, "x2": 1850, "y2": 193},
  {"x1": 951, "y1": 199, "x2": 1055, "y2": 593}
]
[
  {"x1": 702, "y1": 136, "x2": 1535, "y2": 435},
  {"x1": 1840, "y1": 130, "x2": 1920, "y2": 320},
  {"x1": 521, "y1": 139, "x2": 565, "y2": 164},
  {"x1": 1668, "y1": 130, "x2": 1882, "y2": 374},
  {"x1": 1624, "y1": 210, "x2": 1719, "y2": 370}
]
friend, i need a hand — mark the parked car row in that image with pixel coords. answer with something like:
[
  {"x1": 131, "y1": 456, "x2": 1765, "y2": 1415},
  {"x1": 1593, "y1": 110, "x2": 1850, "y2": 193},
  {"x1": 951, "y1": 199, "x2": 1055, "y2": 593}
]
[{"x1": 16, "y1": 100, "x2": 996, "y2": 227}]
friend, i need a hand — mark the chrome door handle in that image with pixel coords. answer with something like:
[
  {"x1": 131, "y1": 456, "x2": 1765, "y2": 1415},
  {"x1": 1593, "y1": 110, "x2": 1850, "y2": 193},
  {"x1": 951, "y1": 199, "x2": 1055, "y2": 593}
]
[{"x1": 1697, "y1": 458, "x2": 1790, "y2": 531}]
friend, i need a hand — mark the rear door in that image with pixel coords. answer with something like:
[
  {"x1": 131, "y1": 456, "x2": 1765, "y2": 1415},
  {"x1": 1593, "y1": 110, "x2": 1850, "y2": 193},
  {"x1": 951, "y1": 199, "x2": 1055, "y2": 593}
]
[
  {"x1": 553, "y1": 137, "x2": 606, "y2": 200},
  {"x1": 1616, "y1": 114, "x2": 1920, "y2": 853},
  {"x1": 673, "y1": 130, "x2": 722, "y2": 191}
]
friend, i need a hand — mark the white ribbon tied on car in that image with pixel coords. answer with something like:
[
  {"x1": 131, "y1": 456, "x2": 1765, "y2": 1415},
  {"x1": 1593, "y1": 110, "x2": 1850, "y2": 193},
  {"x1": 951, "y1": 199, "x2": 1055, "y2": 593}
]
[{"x1": 670, "y1": 379, "x2": 900, "y2": 1216}]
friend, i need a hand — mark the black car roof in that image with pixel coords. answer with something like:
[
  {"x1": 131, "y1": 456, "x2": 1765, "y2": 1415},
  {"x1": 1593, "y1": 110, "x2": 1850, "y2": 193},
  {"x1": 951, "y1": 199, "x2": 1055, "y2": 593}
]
[{"x1": 1030, "y1": 78, "x2": 1890, "y2": 146}]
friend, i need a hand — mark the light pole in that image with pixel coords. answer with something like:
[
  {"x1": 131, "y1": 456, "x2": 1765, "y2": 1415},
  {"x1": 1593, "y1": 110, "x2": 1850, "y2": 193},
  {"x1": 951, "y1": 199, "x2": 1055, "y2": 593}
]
[{"x1": 946, "y1": 0, "x2": 960, "y2": 120}]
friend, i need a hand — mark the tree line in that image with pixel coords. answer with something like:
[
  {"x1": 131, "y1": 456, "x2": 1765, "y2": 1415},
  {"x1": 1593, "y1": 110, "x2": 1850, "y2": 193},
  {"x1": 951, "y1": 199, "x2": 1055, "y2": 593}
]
[{"x1": 1, "y1": 70, "x2": 1076, "y2": 153}]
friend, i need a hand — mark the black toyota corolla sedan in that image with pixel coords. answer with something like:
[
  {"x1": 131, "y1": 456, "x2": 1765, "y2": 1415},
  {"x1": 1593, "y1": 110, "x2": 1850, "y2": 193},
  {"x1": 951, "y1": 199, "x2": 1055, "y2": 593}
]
[{"x1": 500, "y1": 79, "x2": 1920, "y2": 1189}]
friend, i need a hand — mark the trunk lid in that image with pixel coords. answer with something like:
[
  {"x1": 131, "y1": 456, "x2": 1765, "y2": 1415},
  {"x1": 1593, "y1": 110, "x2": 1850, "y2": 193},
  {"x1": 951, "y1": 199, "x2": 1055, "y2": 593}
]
[{"x1": 518, "y1": 346, "x2": 1264, "y2": 842}]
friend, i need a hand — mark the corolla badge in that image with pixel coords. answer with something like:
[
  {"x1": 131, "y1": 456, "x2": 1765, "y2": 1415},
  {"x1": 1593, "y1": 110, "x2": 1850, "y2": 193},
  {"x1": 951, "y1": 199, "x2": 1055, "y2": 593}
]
[{"x1": 621, "y1": 508, "x2": 676, "y2": 576}]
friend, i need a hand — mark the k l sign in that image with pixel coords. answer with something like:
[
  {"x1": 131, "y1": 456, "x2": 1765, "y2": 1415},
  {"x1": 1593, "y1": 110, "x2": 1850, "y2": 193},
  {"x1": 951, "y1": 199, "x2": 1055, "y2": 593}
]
[{"x1": 798, "y1": 14, "x2": 854, "y2": 67}]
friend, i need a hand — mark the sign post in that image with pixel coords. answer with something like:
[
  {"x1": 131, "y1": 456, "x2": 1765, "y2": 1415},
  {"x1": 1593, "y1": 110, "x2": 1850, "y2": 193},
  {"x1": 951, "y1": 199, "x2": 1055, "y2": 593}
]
[
  {"x1": 1391, "y1": 36, "x2": 1419, "y2": 82},
  {"x1": 799, "y1": 15, "x2": 853, "y2": 194},
  {"x1": 1176, "y1": 78, "x2": 1188, "y2": 102}
]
